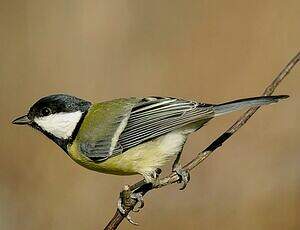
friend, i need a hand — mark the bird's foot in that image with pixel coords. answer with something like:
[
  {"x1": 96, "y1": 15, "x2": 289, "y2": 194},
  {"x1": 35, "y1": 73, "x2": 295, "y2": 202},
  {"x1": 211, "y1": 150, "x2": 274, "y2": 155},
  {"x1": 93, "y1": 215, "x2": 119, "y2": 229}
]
[
  {"x1": 117, "y1": 185, "x2": 145, "y2": 225},
  {"x1": 149, "y1": 168, "x2": 162, "y2": 187},
  {"x1": 173, "y1": 165, "x2": 190, "y2": 190},
  {"x1": 131, "y1": 192, "x2": 144, "y2": 212},
  {"x1": 143, "y1": 168, "x2": 162, "y2": 188}
]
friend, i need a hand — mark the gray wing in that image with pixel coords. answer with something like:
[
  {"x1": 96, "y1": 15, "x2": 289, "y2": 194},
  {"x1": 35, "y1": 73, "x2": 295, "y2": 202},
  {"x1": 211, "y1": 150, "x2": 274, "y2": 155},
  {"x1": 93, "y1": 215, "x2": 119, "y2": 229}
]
[
  {"x1": 116, "y1": 97, "x2": 214, "y2": 153},
  {"x1": 84, "y1": 97, "x2": 214, "y2": 162}
]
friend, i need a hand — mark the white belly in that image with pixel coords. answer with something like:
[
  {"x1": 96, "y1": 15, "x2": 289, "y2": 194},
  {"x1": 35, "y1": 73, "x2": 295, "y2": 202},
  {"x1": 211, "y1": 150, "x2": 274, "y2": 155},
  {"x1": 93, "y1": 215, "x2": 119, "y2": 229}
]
[{"x1": 98, "y1": 130, "x2": 188, "y2": 181}]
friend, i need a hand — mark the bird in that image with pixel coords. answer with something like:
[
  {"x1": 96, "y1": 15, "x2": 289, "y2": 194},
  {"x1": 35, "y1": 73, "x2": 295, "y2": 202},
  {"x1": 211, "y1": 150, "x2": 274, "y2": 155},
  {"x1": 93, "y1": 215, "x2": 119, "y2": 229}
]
[{"x1": 12, "y1": 94, "x2": 288, "y2": 211}]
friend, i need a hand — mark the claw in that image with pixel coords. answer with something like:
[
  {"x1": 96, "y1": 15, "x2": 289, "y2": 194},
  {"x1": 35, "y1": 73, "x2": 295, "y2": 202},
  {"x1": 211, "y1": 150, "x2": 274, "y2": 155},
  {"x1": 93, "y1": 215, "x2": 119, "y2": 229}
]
[
  {"x1": 117, "y1": 185, "x2": 130, "y2": 215},
  {"x1": 174, "y1": 167, "x2": 190, "y2": 190},
  {"x1": 126, "y1": 215, "x2": 139, "y2": 226},
  {"x1": 132, "y1": 193, "x2": 144, "y2": 212},
  {"x1": 117, "y1": 185, "x2": 145, "y2": 225},
  {"x1": 118, "y1": 194, "x2": 139, "y2": 226},
  {"x1": 117, "y1": 197, "x2": 126, "y2": 215}
]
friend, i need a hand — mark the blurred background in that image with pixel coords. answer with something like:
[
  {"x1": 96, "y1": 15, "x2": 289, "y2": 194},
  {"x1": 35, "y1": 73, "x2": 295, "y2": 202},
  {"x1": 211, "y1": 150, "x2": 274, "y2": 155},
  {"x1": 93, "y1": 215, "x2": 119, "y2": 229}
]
[{"x1": 1, "y1": 0, "x2": 299, "y2": 229}]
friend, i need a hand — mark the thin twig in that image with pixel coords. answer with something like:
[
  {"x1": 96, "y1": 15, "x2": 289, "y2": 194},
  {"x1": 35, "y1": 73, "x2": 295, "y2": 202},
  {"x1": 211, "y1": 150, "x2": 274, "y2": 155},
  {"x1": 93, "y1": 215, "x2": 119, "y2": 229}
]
[{"x1": 104, "y1": 52, "x2": 300, "y2": 230}]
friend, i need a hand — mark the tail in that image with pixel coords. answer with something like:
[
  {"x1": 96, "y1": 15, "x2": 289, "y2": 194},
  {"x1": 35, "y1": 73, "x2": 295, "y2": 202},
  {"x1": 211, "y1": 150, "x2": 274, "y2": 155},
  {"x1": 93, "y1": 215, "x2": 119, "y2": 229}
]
[{"x1": 213, "y1": 95, "x2": 289, "y2": 116}]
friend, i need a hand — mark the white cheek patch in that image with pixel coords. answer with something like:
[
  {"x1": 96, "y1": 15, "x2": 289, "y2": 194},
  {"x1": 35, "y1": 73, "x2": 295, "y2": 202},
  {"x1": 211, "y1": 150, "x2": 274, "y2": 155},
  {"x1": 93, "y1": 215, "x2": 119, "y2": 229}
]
[{"x1": 34, "y1": 111, "x2": 83, "y2": 139}]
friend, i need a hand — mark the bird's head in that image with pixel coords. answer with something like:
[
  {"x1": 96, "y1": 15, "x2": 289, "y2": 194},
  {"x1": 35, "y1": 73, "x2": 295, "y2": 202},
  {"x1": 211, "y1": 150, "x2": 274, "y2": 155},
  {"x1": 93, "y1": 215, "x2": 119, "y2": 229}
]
[{"x1": 12, "y1": 94, "x2": 91, "y2": 151}]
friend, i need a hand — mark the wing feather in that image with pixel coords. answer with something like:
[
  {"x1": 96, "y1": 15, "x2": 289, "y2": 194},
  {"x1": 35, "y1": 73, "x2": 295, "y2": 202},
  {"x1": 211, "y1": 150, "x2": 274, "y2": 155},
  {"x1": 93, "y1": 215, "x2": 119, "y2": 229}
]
[
  {"x1": 80, "y1": 97, "x2": 214, "y2": 162},
  {"x1": 116, "y1": 97, "x2": 214, "y2": 152}
]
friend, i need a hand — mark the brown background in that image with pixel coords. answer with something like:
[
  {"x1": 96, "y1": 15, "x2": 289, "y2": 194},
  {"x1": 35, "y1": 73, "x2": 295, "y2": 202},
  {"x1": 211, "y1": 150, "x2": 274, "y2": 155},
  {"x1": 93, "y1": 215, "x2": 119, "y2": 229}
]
[{"x1": 0, "y1": 1, "x2": 299, "y2": 229}]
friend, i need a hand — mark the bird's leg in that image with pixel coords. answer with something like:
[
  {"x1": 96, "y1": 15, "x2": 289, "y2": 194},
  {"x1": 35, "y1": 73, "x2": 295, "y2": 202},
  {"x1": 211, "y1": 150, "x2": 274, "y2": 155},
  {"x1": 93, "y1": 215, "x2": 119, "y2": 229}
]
[
  {"x1": 117, "y1": 168, "x2": 163, "y2": 223},
  {"x1": 131, "y1": 192, "x2": 144, "y2": 212},
  {"x1": 130, "y1": 168, "x2": 162, "y2": 213},
  {"x1": 141, "y1": 168, "x2": 162, "y2": 188},
  {"x1": 118, "y1": 190, "x2": 144, "y2": 214},
  {"x1": 117, "y1": 185, "x2": 142, "y2": 225},
  {"x1": 172, "y1": 150, "x2": 190, "y2": 190},
  {"x1": 151, "y1": 168, "x2": 162, "y2": 187},
  {"x1": 117, "y1": 185, "x2": 133, "y2": 215},
  {"x1": 117, "y1": 178, "x2": 156, "y2": 225}
]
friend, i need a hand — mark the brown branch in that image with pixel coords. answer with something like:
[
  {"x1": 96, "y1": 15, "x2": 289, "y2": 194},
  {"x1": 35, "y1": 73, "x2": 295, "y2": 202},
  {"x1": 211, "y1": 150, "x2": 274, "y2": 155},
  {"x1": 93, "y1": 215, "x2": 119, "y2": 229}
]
[{"x1": 104, "y1": 51, "x2": 300, "y2": 230}]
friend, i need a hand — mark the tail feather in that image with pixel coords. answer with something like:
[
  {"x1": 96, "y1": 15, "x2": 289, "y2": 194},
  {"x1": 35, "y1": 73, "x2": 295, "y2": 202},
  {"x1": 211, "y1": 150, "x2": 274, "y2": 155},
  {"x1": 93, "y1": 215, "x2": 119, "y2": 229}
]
[{"x1": 213, "y1": 95, "x2": 289, "y2": 116}]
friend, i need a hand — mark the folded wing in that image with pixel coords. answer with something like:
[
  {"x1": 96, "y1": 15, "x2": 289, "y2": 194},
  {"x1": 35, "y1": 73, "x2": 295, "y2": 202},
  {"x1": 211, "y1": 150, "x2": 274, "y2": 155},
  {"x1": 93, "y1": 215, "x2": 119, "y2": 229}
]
[{"x1": 80, "y1": 97, "x2": 214, "y2": 162}]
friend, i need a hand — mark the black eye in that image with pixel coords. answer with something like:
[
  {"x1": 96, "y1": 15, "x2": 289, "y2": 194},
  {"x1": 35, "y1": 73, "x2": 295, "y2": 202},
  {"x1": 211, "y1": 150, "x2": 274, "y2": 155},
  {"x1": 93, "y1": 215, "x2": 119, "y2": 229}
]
[{"x1": 41, "y1": 107, "x2": 51, "y2": 116}]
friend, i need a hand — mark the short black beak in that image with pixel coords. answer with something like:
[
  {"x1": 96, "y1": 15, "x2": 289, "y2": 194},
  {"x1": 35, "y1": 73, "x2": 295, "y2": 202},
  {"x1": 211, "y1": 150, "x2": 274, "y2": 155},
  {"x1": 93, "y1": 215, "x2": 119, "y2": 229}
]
[{"x1": 12, "y1": 115, "x2": 31, "y2": 125}]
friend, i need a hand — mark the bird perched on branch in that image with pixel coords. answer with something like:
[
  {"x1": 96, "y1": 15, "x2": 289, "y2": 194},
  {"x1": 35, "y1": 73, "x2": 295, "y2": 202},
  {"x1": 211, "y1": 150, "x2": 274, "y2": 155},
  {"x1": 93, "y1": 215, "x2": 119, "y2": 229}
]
[{"x1": 12, "y1": 94, "x2": 288, "y2": 211}]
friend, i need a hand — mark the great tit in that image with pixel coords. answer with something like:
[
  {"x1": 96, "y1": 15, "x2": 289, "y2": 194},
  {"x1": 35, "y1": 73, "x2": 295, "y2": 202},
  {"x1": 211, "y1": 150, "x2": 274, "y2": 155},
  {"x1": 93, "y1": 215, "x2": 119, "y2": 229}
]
[{"x1": 12, "y1": 94, "x2": 288, "y2": 189}]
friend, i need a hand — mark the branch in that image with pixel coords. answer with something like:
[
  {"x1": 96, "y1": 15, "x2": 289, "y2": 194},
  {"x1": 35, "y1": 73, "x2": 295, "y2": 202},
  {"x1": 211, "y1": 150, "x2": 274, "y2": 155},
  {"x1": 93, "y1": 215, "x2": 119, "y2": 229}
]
[{"x1": 105, "y1": 52, "x2": 300, "y2": 230}]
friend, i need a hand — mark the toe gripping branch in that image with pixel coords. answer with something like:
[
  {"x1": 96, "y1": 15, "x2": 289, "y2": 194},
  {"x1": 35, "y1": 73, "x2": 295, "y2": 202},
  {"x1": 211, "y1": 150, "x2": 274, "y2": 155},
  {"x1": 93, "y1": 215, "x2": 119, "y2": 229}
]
[
  {"x1": 118, "y1": 185, "x2": 138, "y2": 225},
  {"x1": 118, "y1": 183, "x2": 152, "y2": 225},
  {"x1": 175, "y1": 168, "x2": 191, "y2": 190},
  {"x1": 117, "y1": 166, "x2": 191, "y2": 226}
]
